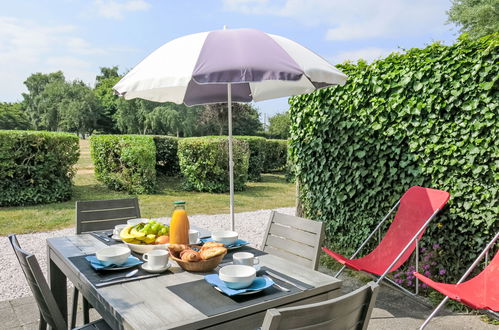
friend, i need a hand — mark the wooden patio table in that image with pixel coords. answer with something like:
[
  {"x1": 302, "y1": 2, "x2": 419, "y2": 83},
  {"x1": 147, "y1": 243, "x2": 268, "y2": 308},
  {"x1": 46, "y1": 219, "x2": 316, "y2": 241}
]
[{"x1": 47, "y1": 234, "x2": 341, "y2": 329}]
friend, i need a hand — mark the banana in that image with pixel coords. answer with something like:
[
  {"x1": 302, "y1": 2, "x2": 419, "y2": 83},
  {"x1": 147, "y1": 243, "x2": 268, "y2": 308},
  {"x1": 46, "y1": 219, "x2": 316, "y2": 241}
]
[
  {"x1": 119, "y1": 226, "x2": 136, "y2": 243},
  {"x1": 130, "y1": 226, "x2": 146, "y2": 241},
  {"x1": 144, "y1": 234, "x2": 156, "y2": 244}
]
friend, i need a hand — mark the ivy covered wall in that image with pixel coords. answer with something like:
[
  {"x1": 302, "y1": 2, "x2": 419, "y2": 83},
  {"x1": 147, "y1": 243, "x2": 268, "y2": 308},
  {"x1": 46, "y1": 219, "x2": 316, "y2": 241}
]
[{"x1": 289, "y1": 34, "x2": 498, "y2": 279}]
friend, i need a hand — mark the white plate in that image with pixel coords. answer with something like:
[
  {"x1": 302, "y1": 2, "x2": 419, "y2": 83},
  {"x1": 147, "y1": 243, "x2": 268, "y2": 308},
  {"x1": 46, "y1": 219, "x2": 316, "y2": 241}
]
[
  {"x1": 141, "y1": 262, "x2": 171, "y2": 274},
  {"x1": 111, "y1": 235, "x2": 123, "y2": 242},
  {"x1": 214, "y1": 285, "x2": 263, "y2": 296}
]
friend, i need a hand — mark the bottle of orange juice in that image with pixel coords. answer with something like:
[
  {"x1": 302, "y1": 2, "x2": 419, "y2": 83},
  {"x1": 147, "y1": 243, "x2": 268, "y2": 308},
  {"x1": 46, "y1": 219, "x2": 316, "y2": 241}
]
[{"x1": 169, "y1": 201, "x2": 190, "y2": 244}]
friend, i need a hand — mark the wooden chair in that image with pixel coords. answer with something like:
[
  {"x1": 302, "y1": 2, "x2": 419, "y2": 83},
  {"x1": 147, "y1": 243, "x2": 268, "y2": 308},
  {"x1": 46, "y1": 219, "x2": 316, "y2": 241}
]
[
  {"x1": 261, "y1": 211, "x2": 325, "y2": 270},
  {"x1": 76, "y1": 197, "x2": 141, "y2": 234},
  {"x1": 73, "y1": 197, "x2": 141, "y2": 328},
  {"x1": 8, "y1": 234, "x2": 111, "y2": 330},
  {"x1": 261, "y1": 282, "x2": 379, "y2": 330}
]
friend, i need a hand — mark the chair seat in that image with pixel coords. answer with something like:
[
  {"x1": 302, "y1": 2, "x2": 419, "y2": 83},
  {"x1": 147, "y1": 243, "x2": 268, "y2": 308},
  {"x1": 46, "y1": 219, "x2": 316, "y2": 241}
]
[
  {"x1": 73, "y1": 318, "x2": 112, "y2": 330},
  {"x1": 323, "y1": 247, "x2": 401, "y2": 275},
  {"x1": 414, "y1": 251, "x2": 499, "y2": 311}
]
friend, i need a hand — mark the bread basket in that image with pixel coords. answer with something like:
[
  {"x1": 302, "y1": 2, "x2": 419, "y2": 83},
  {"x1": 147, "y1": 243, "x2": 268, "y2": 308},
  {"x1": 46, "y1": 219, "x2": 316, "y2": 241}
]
[{"x1": 168, "y1": 246, "x2": 226, "y2": 272}]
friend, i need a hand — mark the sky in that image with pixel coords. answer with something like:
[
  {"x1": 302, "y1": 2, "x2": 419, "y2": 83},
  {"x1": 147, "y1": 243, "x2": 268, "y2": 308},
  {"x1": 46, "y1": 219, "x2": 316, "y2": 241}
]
[{"x1": 0, "y1": 0, "x2": 459, "y2": 117}]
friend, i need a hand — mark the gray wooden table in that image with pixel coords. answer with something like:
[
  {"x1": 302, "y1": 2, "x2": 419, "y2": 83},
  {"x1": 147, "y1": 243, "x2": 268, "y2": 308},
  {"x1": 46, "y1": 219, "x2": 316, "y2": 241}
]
[{"x1": 47, "y1": 234, "x2": 341, "y2": 330}]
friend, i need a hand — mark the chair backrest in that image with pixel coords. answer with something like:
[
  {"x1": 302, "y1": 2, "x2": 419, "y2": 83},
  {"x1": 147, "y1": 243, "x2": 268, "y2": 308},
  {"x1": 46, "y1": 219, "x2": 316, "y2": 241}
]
[
  {"x1": 261, "y1": 211, "x2": 324, "y2": 270},
  {"x1": 8, "y1": 234, "x2": 67, "y2": 330},
  {"x1": 361, "y1": 186, "x2": 450, "y2": 274},
  {"x1": 261, "y1": 282, "x2": 379, "y2": 330},
  {"x1": 76, "y1": 198, "x2": 141, "y2": 234}
]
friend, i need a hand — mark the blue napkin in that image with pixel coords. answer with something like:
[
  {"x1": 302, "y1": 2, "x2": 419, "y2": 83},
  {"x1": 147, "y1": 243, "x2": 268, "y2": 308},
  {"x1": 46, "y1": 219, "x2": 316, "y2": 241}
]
[
  {"x1": 85, "y1": 255, "x2": 142, "y2": 270},
  {"x1": 204, "y1": 274, "x2": 274, "y2": 296},
  {"x1": 201, "y1": 237, "x2": 249, "y2": 249}
]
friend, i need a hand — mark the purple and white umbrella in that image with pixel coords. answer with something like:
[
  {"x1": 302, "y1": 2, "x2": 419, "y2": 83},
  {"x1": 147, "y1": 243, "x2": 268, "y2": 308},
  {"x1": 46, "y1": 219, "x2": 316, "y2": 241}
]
[{"x1": 114, "y1": 28, "x2": 347, "y2": 230}]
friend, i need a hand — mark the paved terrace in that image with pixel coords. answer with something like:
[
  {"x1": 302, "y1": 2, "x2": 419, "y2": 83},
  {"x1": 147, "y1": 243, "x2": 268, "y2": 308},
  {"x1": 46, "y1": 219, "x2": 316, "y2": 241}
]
[{"x1": 1, "y1": 208, "x2": 495, "y2": 329}]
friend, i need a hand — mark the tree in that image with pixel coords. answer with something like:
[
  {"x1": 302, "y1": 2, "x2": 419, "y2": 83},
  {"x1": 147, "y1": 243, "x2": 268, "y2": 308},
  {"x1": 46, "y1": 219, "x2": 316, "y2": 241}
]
[
  {"x1": 447, "y1": 0, "x2": 499, "y2": 38},
  {"x1": 0, "y1": 102, "x2": 31, "y2": 130},
  {"x1": 58, "y1": 81, "x2": 101, "y2": 137},
  {"x1": 95, "y1": 66, "x2": 120, "y2": 88},
  {"x1": 94, "y1": 73, "x2": 121, "y2": 133},
  {"x1": 145, "y1": 105, "x2": 181, "y2": 136},
  {"x1": 22, "y1": 71, "x2": 65, "y2": 130},
  {"x1": 199, "y1": 103, "x2": 262, "y2": 136},
  {"x1": 114, "y1": 98, "x2": 159, "y2": 134},
  {"x1": 268, "y1": 111, "x2": 291, "y2": 139}
]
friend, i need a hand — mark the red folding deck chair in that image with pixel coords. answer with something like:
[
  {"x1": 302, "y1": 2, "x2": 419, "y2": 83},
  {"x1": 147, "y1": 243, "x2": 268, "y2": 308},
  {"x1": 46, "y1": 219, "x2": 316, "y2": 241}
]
[
  {"x1": 415, "y1": 232, "x2": 499, "y2": 329},
  {"x1": 323, "y1": 186, "x2": 450, "y2": 294}
]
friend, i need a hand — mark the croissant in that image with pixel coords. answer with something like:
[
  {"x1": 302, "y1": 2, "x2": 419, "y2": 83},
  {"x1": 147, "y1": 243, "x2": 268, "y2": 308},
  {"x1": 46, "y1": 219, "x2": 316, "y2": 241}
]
[
  {"x1": 201, "y1": 241, "x2": 225, "y2": 250},
  {"x1": 201, "y1": 246, "x2": 227, "y2": 260},
  {"x1": 181, "y1": 249, "x2": 201, "y2": 262},
  {"x1": 170, "y1": 244, "x2": 189, "y2": 253}
]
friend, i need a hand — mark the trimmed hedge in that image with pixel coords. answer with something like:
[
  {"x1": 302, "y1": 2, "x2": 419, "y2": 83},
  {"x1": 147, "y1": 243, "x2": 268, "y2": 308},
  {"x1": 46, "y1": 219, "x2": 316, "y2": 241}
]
[
  {"x1": 153, "y1": 136, "x2": 180, "y2": 176},
  {"x1": 235, "y1": 136, "x2": 266, "y2": 181},
  {"x1": 91, "y1": 135, "x2": 156, "y2": 194},
  {"x1": 0, "y1": 130, "x2": 79, "y2": 206},
  {"x1": 289, "y1": 34, "x2": 499, "y2": 280},
  {"x1": 178, "y1": 137, "x2": 249, "y2": 192},
  {"x1": 263, "y1": 139, "x2": 288, "y2": 172}
]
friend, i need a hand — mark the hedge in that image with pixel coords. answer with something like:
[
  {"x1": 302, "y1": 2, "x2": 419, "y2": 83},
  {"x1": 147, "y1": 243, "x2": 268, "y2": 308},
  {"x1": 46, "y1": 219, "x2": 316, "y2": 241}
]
[
  {"x1": 289, "y1": 34, "x2": 499, "y2": 281},
  {"x1": 91, "y1": 135, "x2": 156, "y2": 194},
  {"x1": 234, "y1": 136, "x2": 266, "y2": 181},
  {"x1": 263, "y1": 139, "x2": 288, "y2": 172},
  {"x1": 178, "y1": 137, "x2": 249, "y2": 192},
  {"x1": 0, "y1": 130, "x2": 79, "y2": 206},
  {"x1": 153, "y1": 136, "x2": 180, "y2": 176}
]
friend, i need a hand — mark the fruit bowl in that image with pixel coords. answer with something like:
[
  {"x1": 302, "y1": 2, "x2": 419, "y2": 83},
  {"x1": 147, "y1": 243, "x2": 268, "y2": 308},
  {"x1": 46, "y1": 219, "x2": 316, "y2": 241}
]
[
  {"x1": 168, "y1": 246, "x2": 226, "y2": 272},
  {"x1": 125, "y1": 242, "x2": 169, "y2": 254}
]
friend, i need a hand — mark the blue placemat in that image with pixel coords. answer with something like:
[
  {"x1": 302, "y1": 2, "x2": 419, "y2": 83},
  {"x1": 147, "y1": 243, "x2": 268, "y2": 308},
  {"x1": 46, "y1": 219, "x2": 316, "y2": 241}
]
[
  {"x1": 85, "y1": 255, "x2": 143, "y2": 270},
  {"x1": 201, "y1": 237, "x2": 249, "y2": 249},
  {"x1": 205, "y1": 274, "x2": 274, "y2": 296}
]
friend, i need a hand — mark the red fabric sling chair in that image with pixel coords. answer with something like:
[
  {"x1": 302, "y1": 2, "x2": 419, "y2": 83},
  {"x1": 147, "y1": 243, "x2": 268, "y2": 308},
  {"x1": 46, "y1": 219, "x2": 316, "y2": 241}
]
[
  {"x1": 415, "y1": 231, "x2": 499, "y2": 329},
  {"x1": 323, "y1": 186, "x2": 450, "y2": 293}
]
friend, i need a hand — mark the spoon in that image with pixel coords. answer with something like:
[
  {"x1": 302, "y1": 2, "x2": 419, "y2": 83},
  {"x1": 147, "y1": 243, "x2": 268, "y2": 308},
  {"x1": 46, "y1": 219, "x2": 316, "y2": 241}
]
[
  {"x1": 263, "y1": 275, "x2": 290, "y2": 292},
  {"x1": 99, "y1": 269, "x2": 138, "y2": 282}
]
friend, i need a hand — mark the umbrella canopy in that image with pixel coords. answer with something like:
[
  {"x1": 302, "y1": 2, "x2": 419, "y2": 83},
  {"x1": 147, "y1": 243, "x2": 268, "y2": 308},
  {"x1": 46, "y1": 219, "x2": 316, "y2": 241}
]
[{"x1": 114, "y1": 28, "x2": 347, "y2": 230}]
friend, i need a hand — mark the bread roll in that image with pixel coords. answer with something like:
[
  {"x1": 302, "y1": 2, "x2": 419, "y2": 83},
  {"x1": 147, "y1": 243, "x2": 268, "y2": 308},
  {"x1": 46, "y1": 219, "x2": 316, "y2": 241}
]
[
  {"x1": 181, "y1": 250, "x2": 201, "y2": 262},
  {"x1": 200, "y1": 246, "x2": 227, "y2": 260},
  {"x1": 170, "y1": 244, "x2": 189, "y2": 253},
  {"x1": 201, "y1": 241, "x2": 225, "y2": 250}
]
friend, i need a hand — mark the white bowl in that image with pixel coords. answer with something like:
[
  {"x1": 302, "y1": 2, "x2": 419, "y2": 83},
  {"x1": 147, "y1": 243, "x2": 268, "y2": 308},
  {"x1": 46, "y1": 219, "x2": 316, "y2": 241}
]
[
  {"x1": 127, "y1": 218, "x2": 149, "y2": 226},
  {"x1": 211, "y1": 231, "x2": 238, "y2": 245},
  {"x1": 95, "y1": 245, "x2": 130, "y2": 266},
  {"x1": 219, "y1": 265, "x2": 256, "y2": 289},
  {"x1": 125, "y1": 242, "x2": 169, "y2": 254}
]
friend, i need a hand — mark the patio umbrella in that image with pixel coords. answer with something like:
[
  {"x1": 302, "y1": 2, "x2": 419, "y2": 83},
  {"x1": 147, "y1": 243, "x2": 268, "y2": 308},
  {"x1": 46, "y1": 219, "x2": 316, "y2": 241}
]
[{"x1": 114, "y1": 28, "x2": 347, "y2": 231}]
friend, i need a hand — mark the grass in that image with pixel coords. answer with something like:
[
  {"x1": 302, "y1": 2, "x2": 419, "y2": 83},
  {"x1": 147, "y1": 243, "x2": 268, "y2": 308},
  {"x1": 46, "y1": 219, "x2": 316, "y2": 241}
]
[{"x1": 0, "y1": 139, "x2": 296, "y2": 235}]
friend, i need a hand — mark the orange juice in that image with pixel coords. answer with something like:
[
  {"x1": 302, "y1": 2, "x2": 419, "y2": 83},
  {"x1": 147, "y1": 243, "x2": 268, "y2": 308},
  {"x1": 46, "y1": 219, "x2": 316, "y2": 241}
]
[{"x1": 169, "y1": 201, "x2": 190, "y2": 244}]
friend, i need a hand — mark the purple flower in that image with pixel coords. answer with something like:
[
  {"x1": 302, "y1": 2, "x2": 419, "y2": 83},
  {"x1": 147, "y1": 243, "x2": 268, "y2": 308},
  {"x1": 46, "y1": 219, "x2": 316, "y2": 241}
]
[
  {"x1": 421, "y1": 247, "x2": 427, "y2": 253},
  {"x1": 423, "y1": 264, "x2": 430, "y2": 270},
  {"x1": 394, "y1": 273, "x2": 400, "y2": 278},
  {"x1": 433, "y1": 243, "x2": 440, "y2": 250},
  {"x1": 406, "y1": 280, "x2": 413, "y2": 287},
  {"x1": 431, "y1": 261, "x2": 437, "y2": 266},
  {"x1": 424, "y1": 271, "x2": 431, "y2": 277},
  {"x1": 407, "y1": 275, "x2": 415, "y2": 280},
  {"x1": 421, "y1": 283, "x2": 428, "y2": 288},
  {"x1": 439, "y1": 269, "x2": 446, "y2": 275},
  {"x1": 395, "y1": 279, "x2": 403, "y2": 284}
]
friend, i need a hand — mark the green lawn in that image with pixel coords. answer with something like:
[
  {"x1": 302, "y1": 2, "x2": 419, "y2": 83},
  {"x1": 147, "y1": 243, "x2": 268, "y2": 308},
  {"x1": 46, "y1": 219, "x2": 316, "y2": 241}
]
[{"x1": 0, "y1": 140, "x2": 295, "y2": 235}]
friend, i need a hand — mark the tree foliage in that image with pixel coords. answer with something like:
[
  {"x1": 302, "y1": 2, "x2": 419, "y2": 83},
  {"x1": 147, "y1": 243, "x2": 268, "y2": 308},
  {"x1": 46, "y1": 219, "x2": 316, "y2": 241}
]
[
  {"x1": 268, "y1": 111, "x2": 291, "y2": 139},
  {"x1": 0, "y1": 103, "x2": 31, "y2": 130},
  {"x1": 447, "y1": 0, "x2": 499, "y2": 38},
  {"x1": 200, "y1": 103, "x2": 262, "y2": 136}
]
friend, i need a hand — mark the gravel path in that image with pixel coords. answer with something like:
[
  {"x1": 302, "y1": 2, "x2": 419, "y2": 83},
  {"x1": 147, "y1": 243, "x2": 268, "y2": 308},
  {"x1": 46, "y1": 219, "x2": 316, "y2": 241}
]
[{"x1": 0, "y1": 207, "x2": 295, "y2": 302}]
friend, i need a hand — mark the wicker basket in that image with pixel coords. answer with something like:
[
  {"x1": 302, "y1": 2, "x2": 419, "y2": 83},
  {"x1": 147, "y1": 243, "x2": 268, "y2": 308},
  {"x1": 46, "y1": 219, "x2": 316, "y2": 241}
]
[{"x1": 169, "y1": 247, "x2": 226, "y2": 272}]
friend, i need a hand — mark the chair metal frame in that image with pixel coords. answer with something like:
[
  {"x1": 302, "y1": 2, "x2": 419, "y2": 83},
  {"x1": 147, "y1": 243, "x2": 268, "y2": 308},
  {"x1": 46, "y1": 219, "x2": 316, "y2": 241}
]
[
  {"x1": 335, "y1": 199, "x2": 443, "y2": 296},
  {"x1": 420, "y1": 231, "x2": 499, "y2": 329}
]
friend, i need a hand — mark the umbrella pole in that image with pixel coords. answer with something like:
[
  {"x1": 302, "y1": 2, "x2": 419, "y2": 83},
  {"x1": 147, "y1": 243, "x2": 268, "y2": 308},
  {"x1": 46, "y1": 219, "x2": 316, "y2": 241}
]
[{"x1": 227, "y1": 83, "x2": 235, "y2": 231}]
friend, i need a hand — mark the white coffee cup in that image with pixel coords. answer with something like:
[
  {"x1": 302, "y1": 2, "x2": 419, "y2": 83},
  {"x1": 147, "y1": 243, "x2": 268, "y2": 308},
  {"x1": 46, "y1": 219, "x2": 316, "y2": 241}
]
[
  {"x1": 114, "y1": 224, "x2": 128, "y2": 237},
  {"x1": 189, "y1": 229, "x2": 200, "y2": 244},
  {"x1": 233, "y1": 252, "x2": 259, "y2": 266},
  {"x1": 143, "y1": 250, "x2": 169, "y2": 269}
]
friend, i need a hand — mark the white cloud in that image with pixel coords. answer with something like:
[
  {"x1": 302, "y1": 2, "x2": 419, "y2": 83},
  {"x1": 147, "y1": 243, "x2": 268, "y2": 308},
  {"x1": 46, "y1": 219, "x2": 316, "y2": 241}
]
[
  {"x1": 94, "y1": 0, "x2": 151, "y2": 20},
  {"x1": 0, "y1": 17, "x2": 122, "y2": 101},
  {"x1": 330, "y1": 47, "x2": 397, "y2": 64},
  {"x1": 223, "y1": 0, "x2": 450, "y2": 40}
]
